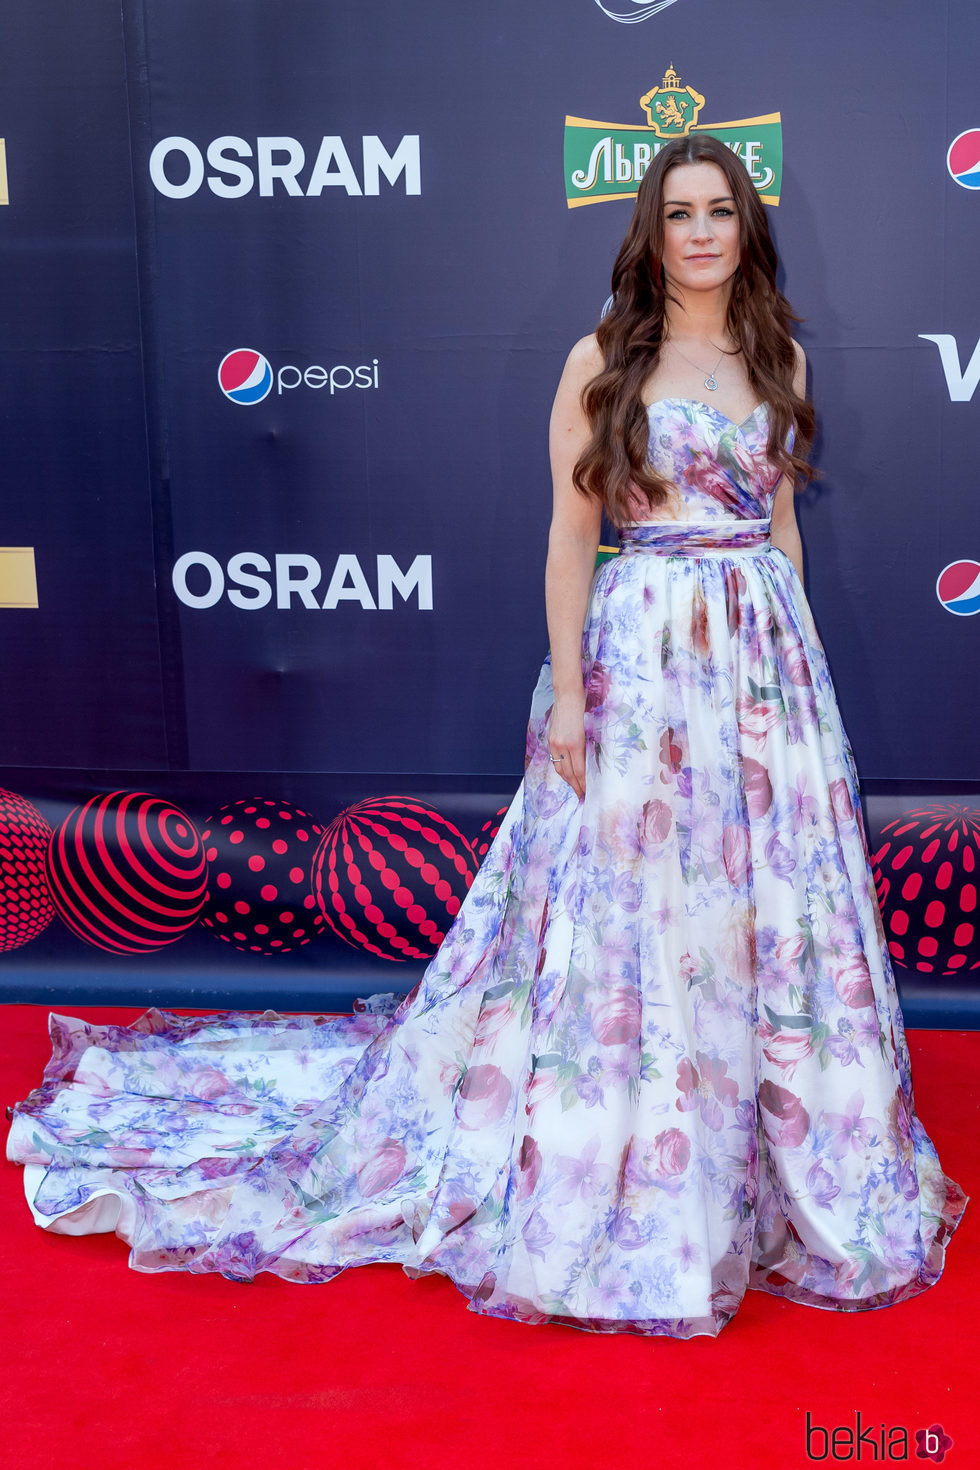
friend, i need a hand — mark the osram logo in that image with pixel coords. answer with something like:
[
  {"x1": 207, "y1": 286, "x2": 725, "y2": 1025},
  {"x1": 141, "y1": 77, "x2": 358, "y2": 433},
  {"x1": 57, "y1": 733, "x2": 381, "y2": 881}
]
[
  {"x1": 918, "y1": 332, "x2": 980, "y2": 401},
  {"x1": 172, "y1": 552, "x2": 432, "y2": 611},
  {"x1": 149, "y1": 135, "x2": 421, "y2": 199}
]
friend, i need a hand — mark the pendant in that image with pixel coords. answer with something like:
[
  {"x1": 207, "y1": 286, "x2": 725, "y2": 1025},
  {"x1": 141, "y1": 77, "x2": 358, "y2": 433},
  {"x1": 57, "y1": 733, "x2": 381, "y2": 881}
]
[{"x1": 704, "y1": 374, "x2": 718, "y2": 390}]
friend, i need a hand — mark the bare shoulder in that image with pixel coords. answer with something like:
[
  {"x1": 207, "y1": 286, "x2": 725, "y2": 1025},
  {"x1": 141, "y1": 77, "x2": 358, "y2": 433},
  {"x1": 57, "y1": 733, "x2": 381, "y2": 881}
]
[
  {"x1": 551, "y1": 333, "x2": 603, "y2": 427},
  {"x1": 790, "y1": 338, "x2": 807, "y2": 396},
  {"x1": 563, "y1": 332, "x2": 604, "y2": 387}
]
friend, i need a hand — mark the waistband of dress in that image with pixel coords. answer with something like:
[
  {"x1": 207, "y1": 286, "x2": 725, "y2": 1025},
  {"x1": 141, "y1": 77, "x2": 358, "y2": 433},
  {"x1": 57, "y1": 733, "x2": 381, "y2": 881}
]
[{"x1": 617, "y1": 518, "x2": 771, "y2": 555}]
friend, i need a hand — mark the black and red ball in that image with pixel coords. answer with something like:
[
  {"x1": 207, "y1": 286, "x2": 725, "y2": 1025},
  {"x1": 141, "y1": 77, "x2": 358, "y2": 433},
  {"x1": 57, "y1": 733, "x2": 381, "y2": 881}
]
[
  {"x1": 871, "y1": 806, "x2": 980, "y2": 976},
  {"x1": 0, "y1": 789, "x2": 55, "y2": 952},
  {"x1": 313, "y1": 796, "x2": 479, "y2": 961},
  {"x1": 200, "y1": 798, "x2": 326, "y2": 954},
  {"x1": 45, "y1": 792, "x2": 207, "y2": 952},
  {"x1": 474, "y1": 804, "x2": 511, "y2": 860}
]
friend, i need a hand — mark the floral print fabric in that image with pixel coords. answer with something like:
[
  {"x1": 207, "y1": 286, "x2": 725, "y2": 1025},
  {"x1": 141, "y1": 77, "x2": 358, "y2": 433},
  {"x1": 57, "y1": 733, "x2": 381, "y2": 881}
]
[
  {"x1": 6, "y1": 399, "x2": 966, "y2": 1337},
  {"x1": 629, "y1": 396, "x2": 782, "y2": 522}
]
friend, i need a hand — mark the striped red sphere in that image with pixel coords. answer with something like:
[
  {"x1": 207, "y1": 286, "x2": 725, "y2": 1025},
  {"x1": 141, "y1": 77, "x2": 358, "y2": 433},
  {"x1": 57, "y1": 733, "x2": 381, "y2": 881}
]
[
  {"x1": 474, "y1": 804, "x2": 511, "y2": 860},
  {"x1": 200, "y1": 799, "x2": 326, "y2": 954},
  {"x1": 313, "y1": 796, "x2": 479, "y2": 961},
  {"x1": 45, "y1": 792, "x2": 207, "y2": 953},
  {"x1": 871, "y1": 806, "x2": 980, "y2": 975},
  {"x1": 0, "y1": 789, "x2": 55, "y2": 952}
]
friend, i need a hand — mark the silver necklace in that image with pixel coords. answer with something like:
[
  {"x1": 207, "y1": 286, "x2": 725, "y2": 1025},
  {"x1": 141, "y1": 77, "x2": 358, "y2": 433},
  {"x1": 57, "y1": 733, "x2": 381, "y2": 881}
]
[{"x1": 668, "y1": 339, "x2": 730, "y2": 391}]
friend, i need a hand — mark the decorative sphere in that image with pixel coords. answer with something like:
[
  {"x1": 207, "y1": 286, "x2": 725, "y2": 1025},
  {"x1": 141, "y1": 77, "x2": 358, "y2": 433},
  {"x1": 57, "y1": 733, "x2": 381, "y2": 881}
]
[
  {"x1": 200, "y1": 798, "x2": 326, "y2": 954},
  {"x1": 474, "y1": 804, "x2": 511, "y2": 859},
  {"x1": 0, "y1": 789, "x2": 55, "y2": 952},
  {"x1": 46, "y1": 792, "x2": 207, "y2": 952},
  {"x1": 313, "y1": 796, "x2": 479, "y2": 961},
  {"x1": 871, "y1": 806, "x2": 980, "y2": 976}
]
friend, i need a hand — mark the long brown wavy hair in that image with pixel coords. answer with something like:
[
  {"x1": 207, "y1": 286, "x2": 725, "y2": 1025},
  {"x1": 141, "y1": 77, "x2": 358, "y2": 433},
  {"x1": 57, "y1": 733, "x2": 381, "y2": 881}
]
[{"x1": 573, "y1": 134, "x2": 815, "y2": 524}]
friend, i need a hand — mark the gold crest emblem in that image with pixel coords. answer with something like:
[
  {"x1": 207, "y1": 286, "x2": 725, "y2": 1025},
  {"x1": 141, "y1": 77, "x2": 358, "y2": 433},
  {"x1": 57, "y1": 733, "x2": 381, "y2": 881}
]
[{"x1": 639, "y1": 64, "x2": 705, "y2": 140}]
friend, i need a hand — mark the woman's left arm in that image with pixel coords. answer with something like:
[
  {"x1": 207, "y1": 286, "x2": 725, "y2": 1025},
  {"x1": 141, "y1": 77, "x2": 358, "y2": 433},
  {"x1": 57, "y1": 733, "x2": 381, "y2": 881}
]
[{"x1": 769, "y1": 340, "x2": 807, "y2": 585}]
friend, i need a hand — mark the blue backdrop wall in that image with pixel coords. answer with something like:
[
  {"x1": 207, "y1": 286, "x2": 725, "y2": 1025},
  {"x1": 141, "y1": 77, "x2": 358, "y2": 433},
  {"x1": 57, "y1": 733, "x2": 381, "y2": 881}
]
[{"x1": 1, "y1": 0, "x2": 978, "y2": 1025}]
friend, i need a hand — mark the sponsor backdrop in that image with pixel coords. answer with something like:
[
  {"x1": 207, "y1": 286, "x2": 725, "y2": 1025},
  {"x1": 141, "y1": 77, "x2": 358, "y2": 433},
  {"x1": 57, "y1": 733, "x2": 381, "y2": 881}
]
[{"x1": 1, "y1": 0, "x2": 978, "y2": 1023}]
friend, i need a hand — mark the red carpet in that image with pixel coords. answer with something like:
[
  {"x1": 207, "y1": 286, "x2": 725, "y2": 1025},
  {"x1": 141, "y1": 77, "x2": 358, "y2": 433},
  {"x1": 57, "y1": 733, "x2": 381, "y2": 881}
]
[{"x1": 2, "y1": 1005, "x2": 977, "y2": 1470}]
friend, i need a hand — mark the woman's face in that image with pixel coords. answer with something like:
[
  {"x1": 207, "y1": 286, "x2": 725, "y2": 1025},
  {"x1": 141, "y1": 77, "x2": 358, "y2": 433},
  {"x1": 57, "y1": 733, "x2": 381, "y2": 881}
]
[{"x1": 659, "y1": 160, "x2": 740, "y2": 298}]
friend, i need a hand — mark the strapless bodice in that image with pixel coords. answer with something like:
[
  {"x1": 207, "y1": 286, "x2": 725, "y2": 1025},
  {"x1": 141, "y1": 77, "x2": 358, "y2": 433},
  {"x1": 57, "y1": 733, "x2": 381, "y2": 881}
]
[{"x1": 625, "y1": 397, "x2": 792, "y2": 524}]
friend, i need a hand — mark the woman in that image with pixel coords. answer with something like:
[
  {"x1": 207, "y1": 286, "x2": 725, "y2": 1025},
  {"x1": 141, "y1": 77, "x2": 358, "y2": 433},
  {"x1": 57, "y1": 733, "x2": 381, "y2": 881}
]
[{"x1": 6, "y1": 137, "x2": 966, "y2": 1338}]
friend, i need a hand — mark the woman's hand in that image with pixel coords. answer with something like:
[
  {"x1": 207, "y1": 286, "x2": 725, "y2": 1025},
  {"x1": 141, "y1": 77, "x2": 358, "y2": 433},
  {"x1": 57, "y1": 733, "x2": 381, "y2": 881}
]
[{"x1": 548, "y1": 688, "x2": 587, "y2": 799}]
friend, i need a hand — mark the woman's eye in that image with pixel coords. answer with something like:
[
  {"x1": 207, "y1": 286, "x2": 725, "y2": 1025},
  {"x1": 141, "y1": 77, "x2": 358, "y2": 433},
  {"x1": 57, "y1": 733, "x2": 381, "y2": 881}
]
[{"x1": 665, "y1": 207, "x2": 733, "y2": 220}]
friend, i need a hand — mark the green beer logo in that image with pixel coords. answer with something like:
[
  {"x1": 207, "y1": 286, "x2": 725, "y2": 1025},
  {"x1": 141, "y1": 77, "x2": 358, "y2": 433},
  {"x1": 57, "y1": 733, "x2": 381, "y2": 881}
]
[{"x1": 565, "y1": 63, "x2": 782, "y2": 208}]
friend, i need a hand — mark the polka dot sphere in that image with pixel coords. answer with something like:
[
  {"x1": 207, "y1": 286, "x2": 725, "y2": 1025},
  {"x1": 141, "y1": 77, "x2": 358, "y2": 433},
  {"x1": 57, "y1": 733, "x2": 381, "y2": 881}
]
[
  {"x1": 312, "y1": 796, "x2": 479, "y2": 961},
  {"x1": 45, "y1": 792, "x2": 207, "y2": 953},
  {"x1": 871, "y1": 806, "x2": 980, "y2": 975},
  {"x1": 200, "y1": 799, "x2": 326, "y2": 954},
  {"x1": 474, "y1": 804, "x2": 510, "y2": 860},
  {"x1": 0, "y1": 789, "x2": 55, "y2": 952}
]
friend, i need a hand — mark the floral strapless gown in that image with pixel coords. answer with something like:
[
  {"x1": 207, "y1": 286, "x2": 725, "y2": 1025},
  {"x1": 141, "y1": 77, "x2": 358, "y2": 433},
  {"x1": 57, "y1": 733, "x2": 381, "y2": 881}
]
[{"x1": 6, "y1": 399, "x2": 967, "y2": 1338}]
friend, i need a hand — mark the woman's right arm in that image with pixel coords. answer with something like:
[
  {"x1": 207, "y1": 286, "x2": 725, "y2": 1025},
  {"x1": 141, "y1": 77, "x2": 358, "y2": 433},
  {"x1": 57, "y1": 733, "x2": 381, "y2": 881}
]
[{"x1": 544, "y1": 335, "x2": 604, "y2": 800}]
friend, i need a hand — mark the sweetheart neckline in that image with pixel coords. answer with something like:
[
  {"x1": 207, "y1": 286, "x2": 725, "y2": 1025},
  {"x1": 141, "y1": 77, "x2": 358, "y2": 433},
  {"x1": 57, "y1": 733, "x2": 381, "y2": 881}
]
[{"x1": 643, "y1": 396, "x2": 767, "y2": 432}]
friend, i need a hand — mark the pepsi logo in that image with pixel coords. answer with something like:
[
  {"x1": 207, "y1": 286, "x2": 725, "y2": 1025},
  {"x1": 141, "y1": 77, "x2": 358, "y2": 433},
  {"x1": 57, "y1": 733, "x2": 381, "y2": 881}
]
[
  {"x1": 936, "y1": 560, "x2": 980, "y2": 616},
  {"x1": 947, "y1": 129, "x2": 980, "y2": 190},
  {"x1": 218, "y1": 348, "x2": 273, "y2": 405},
  {"x1": 218, "y1": 350, "x2": 379, "y2": 401}
]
